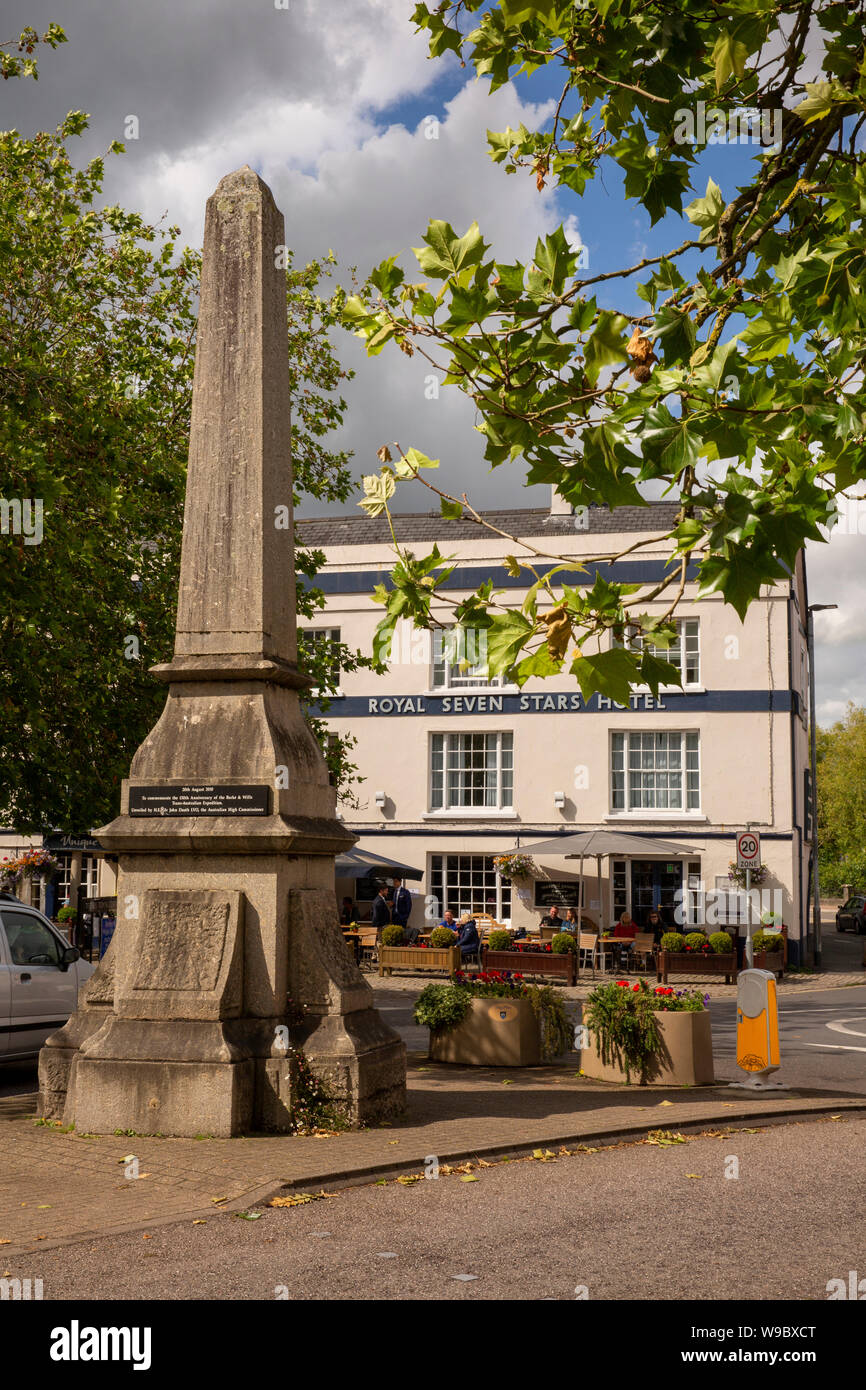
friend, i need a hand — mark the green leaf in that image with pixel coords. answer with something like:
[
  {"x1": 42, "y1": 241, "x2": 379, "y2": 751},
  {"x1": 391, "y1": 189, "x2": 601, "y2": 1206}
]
[
  {"x1": 570, "y1": 647, "x2": 640, "y2": 706},
  {"x1": 413, "y1": 220, "x2": 487, "y2": 280},
  {"x1": 583, "y1": 311, "x2": 629, "y2": 384},
  {"x1": 685, "y1": 179, "x2": 724, "y2": 238},
  {"x1": 440, "y1": 497, "x2": 463, "y2": 519},
  {"x1": 712, "y1": 32, "x2": 749, "y2": 92},
  {"x1": 484, "y1": 611, "x2": 535, "y2": 678},
  {"x1": 794, "y1": 81, "x2": 851, "y2": 125}
]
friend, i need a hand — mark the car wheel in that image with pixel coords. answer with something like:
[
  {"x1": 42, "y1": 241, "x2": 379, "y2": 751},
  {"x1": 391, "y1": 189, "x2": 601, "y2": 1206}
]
[
  {"x1": 859, "y1": 919, "x2": 866, "y2": 935},
  {"x1": 836, "y1": 921, "x2": 846, "y2": 932}
]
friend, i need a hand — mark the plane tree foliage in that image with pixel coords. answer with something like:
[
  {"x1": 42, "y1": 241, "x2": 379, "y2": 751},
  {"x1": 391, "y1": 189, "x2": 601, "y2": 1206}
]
[{"x1": 347, "y1": 0, "x2": 866, "y2": 703}]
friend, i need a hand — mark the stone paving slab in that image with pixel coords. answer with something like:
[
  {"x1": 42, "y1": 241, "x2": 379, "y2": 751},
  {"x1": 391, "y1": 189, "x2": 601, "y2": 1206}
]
[{"x1": 2, "y1": 1056, "x2": 864, "y2": 1260}]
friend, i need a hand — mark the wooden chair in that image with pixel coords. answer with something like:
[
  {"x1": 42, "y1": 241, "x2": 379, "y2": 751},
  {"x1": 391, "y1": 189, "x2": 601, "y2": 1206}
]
[
  {"x1": 578, "y1": 931, "x2": 601, "y2": 978},
  {"x1": 631, "y1": 933, "x2": 656, "y2": 971},
  {"x1": 355, "y1": 926, "x2": 379, "y2": 969}
]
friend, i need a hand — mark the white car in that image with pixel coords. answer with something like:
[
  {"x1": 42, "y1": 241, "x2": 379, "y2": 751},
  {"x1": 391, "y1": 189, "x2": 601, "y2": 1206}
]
[{"x1": 0, "y1": 892, "x2": 95, "y2": 1059}]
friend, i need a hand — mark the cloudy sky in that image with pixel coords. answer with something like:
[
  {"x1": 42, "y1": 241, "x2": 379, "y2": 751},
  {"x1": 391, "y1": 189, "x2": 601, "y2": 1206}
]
[{"x1": 5, "y1": 0, "x2": 863, "y2": 720}]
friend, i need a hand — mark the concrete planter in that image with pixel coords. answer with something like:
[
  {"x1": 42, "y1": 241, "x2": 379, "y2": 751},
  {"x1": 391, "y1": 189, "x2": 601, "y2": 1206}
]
[
  {"x1": 429, "y1": 996, "x2": 541, "y2": 1066},
  {"x1": 580, "y1": 1008, "x2": 714, "y2": 1086},
  {"x1": 657, "y1": 951, "x2": 736, "y2": 984},
  {"x1": 379, "y1": 944, "x2": 461, "y2": 978},
  {"x1": 482, "y1": 948, "x2": 577, "y2": 986}
]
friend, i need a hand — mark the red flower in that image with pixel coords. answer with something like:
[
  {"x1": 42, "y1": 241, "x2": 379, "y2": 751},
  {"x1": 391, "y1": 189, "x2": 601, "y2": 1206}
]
[
  {"x1": 632, "y1": 983, "x2": 639, "y2": 992},
  {"x1": 615, "y1": 980, "x2": 628, "y2": 988}
]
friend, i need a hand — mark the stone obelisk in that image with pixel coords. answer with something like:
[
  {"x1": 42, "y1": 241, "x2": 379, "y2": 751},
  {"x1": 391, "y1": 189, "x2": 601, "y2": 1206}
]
[{"x1": 38, "y1": 167, "x2": 406, "y2": 1136}]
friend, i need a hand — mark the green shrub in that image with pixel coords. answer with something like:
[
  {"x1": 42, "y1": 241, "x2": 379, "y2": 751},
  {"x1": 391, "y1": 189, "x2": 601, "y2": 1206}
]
[
  {"x1": 660, "y1": 931, "x2": 685, "y2": 953},
  {"x1": 753, "y1": 930, "x2": 784, "y2": 953},
  {"x1": 57, "y1": 904, "x2": 76, "y2": 923},
  {"x1": 708, "y1": 931, "x2": 734, "y2": 954},
  {"x1": 551, "y1": 931, "x2": 578, "y2": 954},
  {"x1": 529, "y1": 985, "x2": 573, "y2": 1059},
  {"x1": 381, "y1": 924, "x2": 405, "y2": 947},
  {"x1": 429, "y1": 926, "x2": 457, "y2": 949},
  {"x1": 488, "y1": 929, "x2": 512, "y2": 951},
  {"x1": 413, "y1": 983, "x2": 471, "y2": 1032},
  {"x1": 684, "y1": 932, "x2": 708, "y2": 950}
]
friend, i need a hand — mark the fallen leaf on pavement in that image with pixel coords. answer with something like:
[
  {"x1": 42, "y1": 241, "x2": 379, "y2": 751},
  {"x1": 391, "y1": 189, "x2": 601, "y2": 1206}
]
[
  {"x1": 36, "y1": 1205, "x2": 52, "y2": 1210},
  {"x1": 685, "y1": 1174, "x2": 702, "y2": 1179},
  {"x1": 210, "y1": 1196, "x2": 228, "y2": 1205},
  {"x1": 192, "y1": 1220, "x2": 207, "y2": 1225},
  {"x1": 0, "y1": 1240, "x2": 11, "y2": 1246},
  {"x1": 460, "y1": 1175, "x2": 479, "y2": 1182},
  {"x1": 657, "y1": 1100, "x2": 674, "y2": 1107}
]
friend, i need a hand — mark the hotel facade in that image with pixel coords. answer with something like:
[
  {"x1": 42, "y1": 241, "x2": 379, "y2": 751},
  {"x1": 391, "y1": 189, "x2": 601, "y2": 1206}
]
[{"x1": 298, "y1": 498, "x2": 814, "y2": 963}]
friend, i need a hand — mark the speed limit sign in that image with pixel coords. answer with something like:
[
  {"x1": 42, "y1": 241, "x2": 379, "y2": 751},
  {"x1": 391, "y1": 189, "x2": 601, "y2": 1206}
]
[{"x1": 736, "y1": 831, "x2": 761, "y2": 871}]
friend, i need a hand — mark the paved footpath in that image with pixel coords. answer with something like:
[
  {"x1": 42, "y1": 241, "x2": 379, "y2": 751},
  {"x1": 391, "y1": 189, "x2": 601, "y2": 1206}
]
[{"x1": 2, "y1": 971, "x2": 865, "y2": 1261}]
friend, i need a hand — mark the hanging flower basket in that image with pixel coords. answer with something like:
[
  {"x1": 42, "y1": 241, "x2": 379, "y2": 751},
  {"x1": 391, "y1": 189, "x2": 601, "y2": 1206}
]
[
  {"x1": 727, "y1": 860, "x2": 767, "y2": 888},
  {"x1": 492, "y1": 853, "x2": 537, "y2": 881},
  {"x1": 1, "y1": 848, "x2": 60, "y2": 882}
]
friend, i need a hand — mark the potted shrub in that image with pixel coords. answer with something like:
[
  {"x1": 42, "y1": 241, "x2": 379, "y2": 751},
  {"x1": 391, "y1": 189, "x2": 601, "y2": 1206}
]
[
  {"x1": 415, "y1": 971, "x2": 572, "y2": 1066},
  {"x1": 551, "y1": 931, "x2": 578, "y2": 955},
  {"x1": 752, "y1": 929, "x2": 785, "y2": 977},
  {"x1": 482, "y1": 932, "x2": 577, "y2": 984},
  {"x1": 429, "y1": 925, "x2": 457, "y2": 948},
  {"x1": 581, "y1": 978, "x2": 714, "y2": 1085},
  {"x1": 379, "y1": 923, "x2": 460, "y2": 978},
  {"x1": 657, "y1": 929, "x2": 735, "y2": 984},
  {"x1": 488, "y1": 929, "x2": 512, "y2": 952}
]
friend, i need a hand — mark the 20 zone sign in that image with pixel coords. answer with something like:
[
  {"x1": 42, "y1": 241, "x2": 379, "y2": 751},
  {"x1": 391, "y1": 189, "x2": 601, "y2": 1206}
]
[{"x1": 736, "y1": 832, "x2": 762, "y2": 871}]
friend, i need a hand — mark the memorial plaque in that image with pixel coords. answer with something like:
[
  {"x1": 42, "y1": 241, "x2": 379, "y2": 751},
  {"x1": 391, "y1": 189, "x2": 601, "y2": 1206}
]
[{"x1": 128, "y1": 784, "x2": 269, "y2": 817}]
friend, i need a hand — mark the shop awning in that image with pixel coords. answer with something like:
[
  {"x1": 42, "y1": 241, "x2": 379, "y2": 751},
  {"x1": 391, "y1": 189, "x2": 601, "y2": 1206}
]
[
  {"x1": 519, "y1": 829, "x2": 700, "y2": 858},
  {"x1": 334, "y1": 848, "x2": 423, "y2": 881}
]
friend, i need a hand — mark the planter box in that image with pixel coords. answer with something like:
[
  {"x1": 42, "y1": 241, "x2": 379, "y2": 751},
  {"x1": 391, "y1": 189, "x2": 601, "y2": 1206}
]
[
  {"x1": 580, "y1": 1009, "x2": 715, "y2": 1085},
  {"x1": 657, "y1": 951, "x2": 736, "y2": 984},
  {"x1": 429, "y1": 996, "x2": 541, "y2": 1066},
  {"x1": 481, "y1": 948, "x2": 577, "y2": 985},
  {"x1": 753, "y1": 950, "x2": 784, "y2": 978},
  {"x1": 379, "y1": 944, "x2": 461, "y2": 978}
]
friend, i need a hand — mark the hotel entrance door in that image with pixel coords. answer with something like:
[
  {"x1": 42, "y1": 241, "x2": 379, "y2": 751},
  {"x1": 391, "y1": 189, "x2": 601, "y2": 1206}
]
[{"x1": 630, "y1": 860, "x2": 683, "y2": 927}]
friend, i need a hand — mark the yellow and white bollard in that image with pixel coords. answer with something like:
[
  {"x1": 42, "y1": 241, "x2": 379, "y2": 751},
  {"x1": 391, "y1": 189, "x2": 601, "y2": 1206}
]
[{"x1": 729, "y1": 968, "x2": 788, "y2": 1090}]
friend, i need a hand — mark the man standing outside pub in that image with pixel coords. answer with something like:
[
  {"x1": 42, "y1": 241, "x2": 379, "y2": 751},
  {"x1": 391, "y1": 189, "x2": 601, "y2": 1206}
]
[{"x1": 391, "y1": 876, "x2": 418, "y2": 944}]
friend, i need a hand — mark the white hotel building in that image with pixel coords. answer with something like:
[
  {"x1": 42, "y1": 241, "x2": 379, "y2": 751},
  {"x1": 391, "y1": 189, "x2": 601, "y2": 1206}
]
[{"x1": 302, "y1": 499, "x2": 812, "y2": 960}]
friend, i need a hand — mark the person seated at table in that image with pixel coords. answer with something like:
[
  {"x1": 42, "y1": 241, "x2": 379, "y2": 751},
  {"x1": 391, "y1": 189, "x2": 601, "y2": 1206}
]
[
  {"x1": 439, "y1": 909, "x2": 457, "y2": 931},
  {"x1": 540, "y1": 904, "x2": 564, "y2": 930},
  {"x1": 613, "y1": 910, "x2": 638, "y2": 939},
  {"x1": 645, "y1": 907, "x2": 664, "y2": 943},
  {"x1": 564, "y1": 907, "x2": 580, "y2": 932},
  {"x1": 454, "y1": 912, "x2": 480, "y2": 960},
  {"x1": 339, "y1": 896, "x2": 355, "y2": 926}
]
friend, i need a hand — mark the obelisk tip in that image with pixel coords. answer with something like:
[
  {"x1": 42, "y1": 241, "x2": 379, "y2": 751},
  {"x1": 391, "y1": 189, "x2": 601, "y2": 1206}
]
[{"x1": 213, "y1": 165, "x2": 275, "y2": 203}]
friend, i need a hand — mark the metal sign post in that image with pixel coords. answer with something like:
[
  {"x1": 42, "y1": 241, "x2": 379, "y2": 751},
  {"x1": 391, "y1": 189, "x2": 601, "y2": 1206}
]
[{"x1": 737, "y1": 829, "x2": 761, "y2": 967}]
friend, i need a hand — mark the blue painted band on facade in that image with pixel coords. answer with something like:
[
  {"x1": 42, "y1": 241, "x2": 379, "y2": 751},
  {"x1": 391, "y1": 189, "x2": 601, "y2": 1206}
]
[
  {"x1": 302, "y1": 559, "x2": 701, "y2": 595},
  {"x1": 312, "y1": 689, "x2": 796, "y2": 717},
  {"x1": 345, "y1": 827, "x2": 795, "y2": 840}
]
